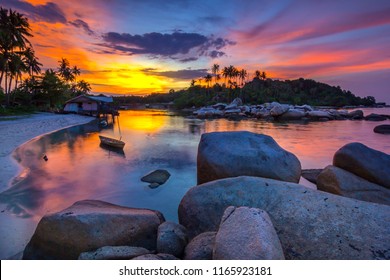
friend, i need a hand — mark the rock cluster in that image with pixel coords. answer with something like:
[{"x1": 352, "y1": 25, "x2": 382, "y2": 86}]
[
  {"x1": 23, "y1": 131, "x2": 390, "y2": 260},
  {"x1": 193, "y1": 98, "x2": 390, "y2": 122}
]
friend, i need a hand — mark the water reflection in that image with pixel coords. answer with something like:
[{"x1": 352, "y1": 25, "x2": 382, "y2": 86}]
[{"x1": 0, "y1": 109, "x2": 390, "y2": 258}]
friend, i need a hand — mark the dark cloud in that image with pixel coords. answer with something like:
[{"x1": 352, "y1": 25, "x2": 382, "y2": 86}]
[
  {"x1": 2, "y1": 0, "x2": 66, "y2": 23},
  {"x1": 142, "y1": 68, "x2": 208, "y2": 80},
  {"x1": 102, "y1": 32, "x2": 208, "y2": 56},
  {"x1": 179, "y1": 57, "x2": 199, "y2": 63},
  {"x1": 101, "y1": 31, "x2": 235, "y2": 60},
  {"x1": 69, "y1": 19, "x2": 95, "y2": 36}
]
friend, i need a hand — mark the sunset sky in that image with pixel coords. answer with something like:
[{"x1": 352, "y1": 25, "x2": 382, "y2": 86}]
[{"x1": 3, "y1": 0, "x2": 390, "y2": 102}]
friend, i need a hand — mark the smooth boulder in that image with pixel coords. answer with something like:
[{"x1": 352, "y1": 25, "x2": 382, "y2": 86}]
[
  {"x1": 279, "y1": 109, "x2": 307, "y2": 120},
  {"x1": 333, "y1": 143, "x2": 390, "y2": 189},
  {"x1": 184, "y1": 232, "x2": 216, "y2": 260},
  {"x1": 347, "y1": 110, "x2": 364, "y2": 119},
  {"x1": 197, "y1": 131, "x2": 301, "y2": 184},
  {"x1": 213, "y1": 206, "x2": 284, "y2": 260},
  {"x1": 178, "y1": 176, "x2": 390, "y2": 259},
  {"x1": 301, "y1": 169, "x2": 323, "y2": 184},
  {"x1": 374, "y1": 124, "x2": 390, "y2": 134},
  {"x1": 317, "y1": 165, "x2": 390, "y2": 206},
  {"x1": 23, "y1": 200, "x2": 165, "y2": 259},
  {"x1": 157, "y1": 221, "x2": 188, "y2": 258},
  {"x1": 78, "y1": 246, "x2": 150, "y2": 260}
]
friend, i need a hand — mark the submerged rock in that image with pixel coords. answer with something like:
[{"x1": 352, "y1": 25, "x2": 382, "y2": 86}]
[
  {"x1": 317, "y1": 165, "x2": 390, "y2": 206},
  {"x1": 197, "y1": 131, "x2": 301, "y2": 184},
  {"x1": 365, "y1": 113, "x2": 387, "y2": 121},
  {"x1": 374, "y1": 124, "x2": 390, "y2": 134},
  {"x1": 184, "y1": 232, "x2": 216, "y2": 260},
  {"x1": 23, "y1": 200, "x2": 165, "y2": 259},
  {"x1": 141, "y1": 169, "x2": 171, "y2": 187},
  {"x1": 78, "y1": 246, "x2": 150, "y2": 260},
  {"x1": 333, "y1": 143, "x2": 390, "y2": 189},
  {"x1": 178, "y1": 176, "x2": 390, "y2": 259},
  {"x1": 213, "y1": 206, "x2": 285, "y2": 260}
]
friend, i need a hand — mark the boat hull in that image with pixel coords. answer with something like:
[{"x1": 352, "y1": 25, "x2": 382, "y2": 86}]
[{"x1": 99, "y1": 135, "x2": 125, "y2": 149}]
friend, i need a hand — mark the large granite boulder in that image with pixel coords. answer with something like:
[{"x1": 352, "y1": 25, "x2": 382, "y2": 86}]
[
  {"x1": 78, "y1": 246, "x2": 150, "y2": 260},
  {"x1": 23, "y1": 200, "x2": 165, "y2": 259},
  {"x1": 317, "y1": 165, "x2": 390, "y2": 206},
  {"x1": 333, "y1": 143, "x2": 390, "y2": 189},
  {"x1": 279, "y1": 109, "x2": 307, "y2": 120},
  {"x1": 374, "y1": 125, "x2": 390, "y2": 134},
  {"x1": 157, "y1": 221, "x2": 188, "y2": 258},
  {"x1": 270, "y1": 103, "x2": 289, "y2": 117},
  {"x1": 184, "y1": 232, "x2": 216, "y2": 260},
  {"x1": 307, "y1": 110, "x2": 333, "y2": 120},
  {"x1": 197, "y1": 131, "x2": 301, "y2": 184},
  {"x1": 213, "y1": 206, "x2": 284, "y2": 260},
  {"x1": 178, "y1": 176, "x2": 390, "y2": 259},
  {"x1": 347, "y1": 110, "x2": 364, "y2": 119}
]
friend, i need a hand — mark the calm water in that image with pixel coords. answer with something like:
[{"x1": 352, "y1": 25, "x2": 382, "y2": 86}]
[{"x1": 1, "y1": 108, "x2": 390, "y2": 258}]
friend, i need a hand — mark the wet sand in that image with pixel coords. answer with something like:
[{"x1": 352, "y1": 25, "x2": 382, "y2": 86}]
[{"x1": 0, "y1": 113, "x2": 95, "y2": 192}]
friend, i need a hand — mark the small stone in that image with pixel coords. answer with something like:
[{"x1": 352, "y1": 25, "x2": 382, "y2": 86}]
[{"x1": 141, "y1": 169, "x2": 170, "y2": 185}]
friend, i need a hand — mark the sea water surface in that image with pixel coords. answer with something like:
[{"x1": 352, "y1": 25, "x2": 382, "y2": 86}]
[{"x1": 1, "y1": 108, "x2": 390, "y2": 258}]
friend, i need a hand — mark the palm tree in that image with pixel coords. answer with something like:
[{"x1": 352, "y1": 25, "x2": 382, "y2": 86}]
[
  {"x1": 255, "y1": 70, "x2": 261, "y2": 79},
  {"x1": 239, "y1": 69, "x2": 248, "y2": 86},
  {"x1": 23, "y1": 47, "x2": 41, "y2": 77},
  {"x1": 204, "y1": 74, "x2": 212, "y2": 89},
  {"x1": 76, "y1": 80, "x2": 91, "y2": 94},
  {"x1": 190, "y1": 79, "x2": 196, "y2": 87},
  {"x1": 58, "y1": 58, "x2": 75, "y2": 83},
  {"x1": 261, "y1": 71, "x2": 267, "y2": 80},
  {"x1": 222, "y1": 66, "x2": 229, "y2": 87},
  {"x1": 0, "y1": 7, "x2": 32, "y2": 103},
  {"x1": 211, "y1": 63, "x2": 219, "y2": 85}
]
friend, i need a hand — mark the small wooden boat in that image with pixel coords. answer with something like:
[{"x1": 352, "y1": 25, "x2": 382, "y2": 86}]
[{"x1": 99, "y1": 135, "x2": 125, "y2": 149}]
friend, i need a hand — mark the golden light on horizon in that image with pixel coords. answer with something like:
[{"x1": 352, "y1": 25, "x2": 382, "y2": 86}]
[{"x1": 120, "y1": 111, "x2": 167, "y2": 133}]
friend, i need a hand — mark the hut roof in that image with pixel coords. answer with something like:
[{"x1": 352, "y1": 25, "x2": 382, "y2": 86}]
[{"x1": 65, "y1": 94, "x2": 113, "y2": 104}]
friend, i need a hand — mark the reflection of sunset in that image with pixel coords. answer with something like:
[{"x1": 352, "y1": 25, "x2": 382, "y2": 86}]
[{"x1": 121, "y1": 110, "x2": 167, "y2": 133}]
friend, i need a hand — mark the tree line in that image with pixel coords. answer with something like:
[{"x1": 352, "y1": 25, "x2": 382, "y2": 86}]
[{"x1": 0, "y1": 7, "x2": 91, "y2": 113}]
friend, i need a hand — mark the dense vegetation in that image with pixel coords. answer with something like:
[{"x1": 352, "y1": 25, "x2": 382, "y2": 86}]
[
  {"x1": 114, "y1": 76, "x2": 376, "y2": 109},
  {"x1": 0, "y1": 7, "x2": 91, "y2": 115}
]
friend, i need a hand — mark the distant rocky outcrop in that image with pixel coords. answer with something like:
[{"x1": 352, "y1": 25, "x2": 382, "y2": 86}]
[
  {"x1": 197, "y1": 131, "x2": 301, "y2": 184},
  {"x1": 178, "y1": 176, "x2": 390, "y2": 259},
  {"x1": 213, "y1": 206, "x2": 284, "y2": 260},
  {"x1": 23, "y1": 200, "x2": 165, "y2": 259},
  {"x1": 193, "y1": 99, "x2": 381, "y2": 122},
  {"x1": 333, "y1": 143, "x2": 390, "y2": 189},
  {"x1": 317, "y1": 165, "x2": 390, "y2": 206}
]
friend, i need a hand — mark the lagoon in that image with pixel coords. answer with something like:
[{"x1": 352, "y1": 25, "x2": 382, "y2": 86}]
[{"x1": 0, "y1": 108, "x2": 390, "y2": 259}]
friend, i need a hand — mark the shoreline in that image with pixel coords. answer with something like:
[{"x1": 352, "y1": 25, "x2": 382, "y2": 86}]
[{"x1": 0, "y1": 113, "x2": 95, "y2": 192}]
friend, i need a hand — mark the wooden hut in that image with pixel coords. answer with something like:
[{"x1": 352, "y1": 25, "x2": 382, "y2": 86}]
[{"x1": 64, "y1": 94, "x2": 114, "y2": 116}]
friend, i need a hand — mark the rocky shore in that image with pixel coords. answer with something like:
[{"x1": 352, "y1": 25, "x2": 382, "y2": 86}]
[
  {"x1": 21, "y1": 130, "x2": 390, "y2": 260},
  {"x1": 193, "y1": 98, "x2": 390, "y2": 122}
]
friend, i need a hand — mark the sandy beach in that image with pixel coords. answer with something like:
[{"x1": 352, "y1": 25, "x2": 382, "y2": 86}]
[{"x1": 0, "y1": 113, "x2": 95, "y2": 192}]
